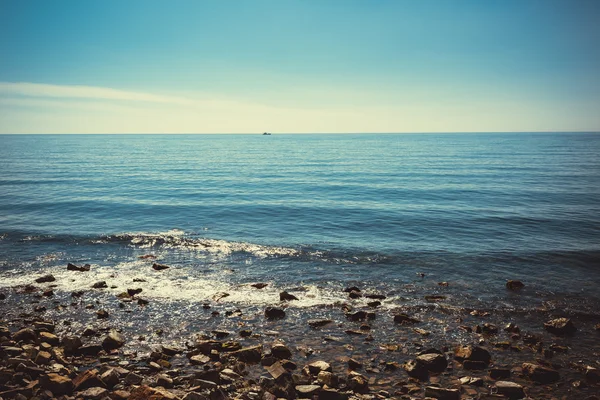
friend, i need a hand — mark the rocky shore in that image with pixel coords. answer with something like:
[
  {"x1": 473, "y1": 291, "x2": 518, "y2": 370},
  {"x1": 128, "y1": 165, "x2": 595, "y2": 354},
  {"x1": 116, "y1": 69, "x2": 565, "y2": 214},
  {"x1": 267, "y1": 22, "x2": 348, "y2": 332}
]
[{"x1": 1, "y1": 264, "x2": 599, "y2": 400}]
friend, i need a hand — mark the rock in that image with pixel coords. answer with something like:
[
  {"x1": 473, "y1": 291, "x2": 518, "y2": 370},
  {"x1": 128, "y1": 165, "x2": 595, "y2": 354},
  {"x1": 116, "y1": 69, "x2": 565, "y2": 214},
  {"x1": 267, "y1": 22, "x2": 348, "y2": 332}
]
[
  {"x1": 347, "y1": 372, "x2": 369, "y2": 393},
  {"x1": 40, "y1": 373, "x2": 73, "y2": 395},
  {"x1": 493, "y1": 381, "x2": 525, "y2": 399},
  {"x1": 39, "y1": 331, "x2": 59, "y2": 345},
  {"x1": 586, "y1": 366, "x2": 600, "y2": 383},
  {"x1": 425, "y1": 295, "x2": 447, "y2": 302},
  {"x1": 454, "y1": 345, "x2": 491, "y2": 365},
  {"x1": 73, "y1": 368, "x2": 105, "y2": 391},
  {"x1": 404, "y1": 359, "x2": 428, "y2": 380},
  {"x1": 305, "y1": 360, "x2": 332, "y2": 375},
  {"x1": 343, "y1": 286, "x2": 361, "y2": 293},
  {"x1": 265, "y1": 306, "x2": 286, "y2": 320},
  {"x1": 124, "y1": 372, "x2": 144, "y2": 385},
  {"x1": 317, "y1": 371, "x2": 339, "y2": 388},
  {"x1": 416, "y1": 353, "x2": 448, "y2": 373},
  {"x1": 35, "y1": 350, "x2": 52, "y2": 365},
  {"x1": 129, "y1": 385, "x2": 178, "y2": 400},
  {"x1": 251, "y1": 282, "x2": 268, "y2": 289},
  {"x1": 13, "y1": 328, "x2": 37, "y2": 343},
  {"x1": 152, "y1": 263, "x2": 170, "y2": 270},
  {"x1": 182, "y1": 392, "x2": 209, "y2": 400},
  {"x1": 393, "y1": 313, "x2": 420, "y2": 324},
  {"x1": 71, "y1": 290, "x2": 84, "y2": 297},
  {"x1": 35, "y1": 274, "x2": 56, "y2": 283},
  {"x1": 102, "y1": 329, "x2": 125, "y2": 350},
  {"x1": 348, "y1": 358, "x2": 362, "y2": 370},
  {"x1": 78, "y1": 344, "x2": 103, "y2": 356},
  {"x1": 156, "y1": 374, "x2": 174, "y2": 388},
  {"x1": 522, "y1": 362, "x2": 560, "y2": 384},
  {"x1": 92, "y1": 281, "x2": 107, "y2": 289},
  {"x1": 67, "y1": 263, "x2": 90, "y2": 272},
  {"x1": 459, "y1": 376, "x2": 484, "y2": 386},
  {"x1": 271, "y1": 343, "x2": 292, "y2": 359},
  {"x1": 280, "y1": 291, "x2": 298, "y2": 301},
  {"x1": 138, "y1": 298, "x2": 149, "y2": 305},
  {"x1": 265, "y1": 361, "x2": 288, "y2": 379},
  {"x1": 127, "y1": 288, "x2": 143, "y2": 296},
  {"x1": 78, "y1": 387, "x2": 108, "y2": 399},
  {"x1": 463, "y1": 360, "x2": 487, "y2": 370},
  {"x1": 161, "y1": 345, "x2": 182, "y2": 356},
  {"x1": 96, "y1": 309, "x2": 109, "y2": 319},
  {"x1": 506, "y1": 280, "x2": 524, "y2": 290},
  {"x1": 365, "y1": 293, "x2": 386, "y2": 300},
  {"x1": 0, "y1": 292, "x2": 5, "y2": 300},
  {"x1": 544, "y1": 317, "x2": 577, "y2": 335},
  {"x1": 190, "y1": 354, "x2": 210, "y2": 365},
  {"x1": 111, "y1": 390, "x2": 131, "y2": 400},
  {"x1": 348, "y1": 290, "x2": 362, "y2": 299},
  {"x1": 296, "y1": 384, "x2": 321, "y2": 397},
  {"x1": 229, "y1": 345, "x2": 262, "y2": 363},
  {"x1": 62, "y1": 335, "x2": 82, "y2": 353},
  {"x1": 476, "y1": 323, "x2": 498, "y2": 335},
  {"x1": 424, "y1": 386, "x2": 460, "y2": 400},
  {"x1": 100, "y1": 368, "x2": 120, "y2": 388}
]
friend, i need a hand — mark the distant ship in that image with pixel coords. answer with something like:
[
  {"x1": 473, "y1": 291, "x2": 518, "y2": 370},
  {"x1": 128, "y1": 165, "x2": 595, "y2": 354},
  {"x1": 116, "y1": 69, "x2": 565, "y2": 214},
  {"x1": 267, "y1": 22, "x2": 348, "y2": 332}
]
[{"x1": 262, "y1": 132, "x2": 271, "y2": 135}]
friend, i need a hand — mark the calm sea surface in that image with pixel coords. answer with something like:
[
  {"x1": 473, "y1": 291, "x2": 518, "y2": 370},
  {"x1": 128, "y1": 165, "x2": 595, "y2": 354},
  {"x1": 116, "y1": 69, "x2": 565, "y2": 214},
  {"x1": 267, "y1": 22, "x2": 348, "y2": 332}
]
[{"x1": 1, "y1": 133, "x2": 600, "y2": 315}]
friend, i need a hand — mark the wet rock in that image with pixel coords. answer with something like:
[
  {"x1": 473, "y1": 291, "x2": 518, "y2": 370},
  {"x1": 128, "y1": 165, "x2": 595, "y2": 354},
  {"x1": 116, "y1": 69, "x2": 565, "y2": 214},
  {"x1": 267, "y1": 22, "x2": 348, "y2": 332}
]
[
  {"x1": 463, "y1": 360, "x2": 488, "y2": 370},
  {"x1": 318, "y1": 371, "x2": 339, "y2": 388},
  {"x1": 190, "y1": 354, "x2": 211, "y2": 365},
  {"x1": 39, "y1": 331, "x2": 59, "y2": 345},
  {"x1": 404, "y1": 359, "x2": 428, "y2": 380},
  {"x1": 265, "y1": 306, "x2": 286, "y2": 320},
  {"x1": 78, "y1": 344, "x2": 103, "y2": 356},
  {"x1": 78, "y1": 386, "x2": 108, "y2": 399},
  {"x1": 62, "y1": 335, "x2": 82, "y2": 353},
  {"x1": 344, "y1": 286, "x2": 361, "y2": 293},
  {"x1": 305, "y1": 360, "x2": 332, "y2": 375},
  {"x1": 92, "y1": 281, "x2": 107, "y2": 289},
  {"x1": 35, "y1": 350, "x2": 52, "y2": 365},
  {"x1": 393, "y1": 313, "x2": 420, "y2": 324},
  {"x1": 365, "y1": 293, "x2": 386, "y2": 300},
  {"x1": 40, "y1": 373, "x2": 73, "y2": 395},
  {"x1": 67, "y1": 263, "x2": 90, "y2": 272},
  {"x1": 96, "y1": 309, "x2": 109, "y2": 319},
  {"x1": 506, "y1": 280, "x2": 524, "y2": 290},
  {"x1": 476, "y1": 323, "x2": 498, "y2": 335},
  {"x1": 100, "y1": 368, "x2": 120, "y2": 388},
  {"x1": 156, "y1": 374, "x2": 174, "y2": 388},
  {"x1": 71, "y1": 290, "x2": 84, "y2": 298},
  {"x1": 230, "y1": 345, "x2": 262, "y2": 363},
  {"x1": 161, "y1": 345, "x2": 182, "y2": 356},
  {"x1": 280, "y1": 291, "x2": 298, "y2": 301},
  {"x1": 73, "y1": 368, "x2": 105, "y2": 391},
  {"x1": 129, "y1": 385, "x2": 178, "y2": 400},
  {"x1": 0, "y1": 292, "x2": 5, "y2": 300},
  {"x1": 43, "y1": 289, "x2": 54, "y2": 296},
  {"x1": 416, "y1": 353, "x2": 448, "y2": 373},
  {"x1": 522, "y1": 362, "x2": 560, "y2": 384},
  {"x1": 127, "y1": 288, "x2": 143, "y2": 296},
  {"x1": 586, "y1": 366, "x2": 600, "y2": 383},
  {"x1": 138, "y1": 298, "x2": 149, "y2": 305},
  {"x1": 319, "y1": 388, "x2": 349, "y2": 400},
  {"x1": 347, "y1": 371, "x2": 369, "y2": 393},
  {"x1": 125, "y1": 372, "x2": 144, "y2": 385},
  {"x1": 504, "y1": 323, "x2": 520, "y2": 333},
  {"x1": 35, "y1": 274, "x2": 56, "y2": 283},
  {"x1": 265, "y1": 361, "x2": 288, "y2": 379},
  {"x1": 182, "y1": 392, "x2": 209, "y2": 400},
  {"x1": 102, "y1": 329, "x2": 125, "y2": 350},
  {"x1": 152, "y1": 263, "x2": 170, "y2": 270},
  {"x1": 493, "y1": 381, "x2": 525, "y2": 399},
  {"x1": 271, "y1": 343, "x2": 292, "y2": 359},
  {"x1": 348, "y1": 290, "x2": 362, "y2": 299},
  {"x1": 490, "y1": 368, "x2": 511, "y2": 379},
  {"x1": 424, "y1": 386, "x2": 460, "y2": 400},
  {"x1": 13, "y1": 328, "x2": 37, "y2": 343},
  {"x1": 348, "y1": 358, "x2": 362, "y2": 370},
  {"x1": 251, "y1": 282, "x2": 268, "y2": 289},
  {"x1": 544, "y1": 317, "x2": 577, "y2": 335},
  {"x1": 424, "y1": 295, "x2": 447, "y2": 302},
  {"x1": 296, "y1": 384, "x2": 321, "y2": 398},
  {"x1": 454, "y1": 345, "x2": 491, "y2": 365},
  {"x1": 367, "y1": 300, "x2": 381, "y2": 307}
]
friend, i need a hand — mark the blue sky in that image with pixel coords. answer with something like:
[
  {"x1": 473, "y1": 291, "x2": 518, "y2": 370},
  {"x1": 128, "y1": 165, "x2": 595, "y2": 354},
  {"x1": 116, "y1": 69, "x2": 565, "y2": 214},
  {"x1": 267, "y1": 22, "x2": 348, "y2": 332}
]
[{"x1": 1, "y1": 0, "x2": 599, "y2": 133}]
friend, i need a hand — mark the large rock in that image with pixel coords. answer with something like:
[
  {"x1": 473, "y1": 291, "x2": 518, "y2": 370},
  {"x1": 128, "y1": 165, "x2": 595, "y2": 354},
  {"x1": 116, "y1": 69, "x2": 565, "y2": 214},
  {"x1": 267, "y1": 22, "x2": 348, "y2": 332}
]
[
  {"x1": 39, "y1": 331, "x2": 60, "y2": 345},
  {"x1": 62, "y1": 335, "x2": 83, "y2": 354},
  {"x1": 404, "y1": 359, "x2": 428, "y2": 380},
  {"x1": 522, "y1": 362, "x2": 559, "y2": 384},
  {"x1": 493, "y1": 381, "x2": 525, "y2": 399},
  {"x1": 152, "y1": 263, "x2": 170, "y2": 271},
  {"x1": 416, "y1": 353, "x2": 448, "y2": 372},
  {"x1": 347, "y1": 371, "x2": 369, "y2": 393},
  {"x1": 280, "y1": 291, "x2": 298, "y2": 301},
  {"x1": 102, "y1": 330, "x2": 125, "y2": 350},
  {"x1": 271, "y1": 343, "x2": 292, "y2": 359},
  {"x1": 296, "y1": 384, "x2": 321, "y2": 398},
  {"x1": 305, "y1": 360, "x2": 332, "y2": 375},
  {"x1": 40, "y1": 373, "x2": 73, "y2": 395},
  {"x1": 265, "y1": 306, "x2": 286, "y2": 320},
  {"x1": 13, "y1": 328, "x2": 37, "y2": 343},
  {"x1": 506, "y1": 280, "x2": 524, "y2": 290},
  {"x1": 35, "y1": 274, "x2": 56, "y2": 283},
  {"x1": 92, "y1": 281, "x2": 107, "y2": 289},
  {"x1": 454, "y1": 345, "x2": 491, "y2": 365},
  {"x1": 129, "y1": 385, "x2": 178, "y2": 400},
  {"x1": 67, "y1": 263, "x2": 90, "y2": 272},
  {"x1": 543, "y1": 318, "x2": 577, "y2": 335},
  {"x1": 424, "y1": 386, "x2": 460, "y2": 400},
  {"x1": 229, "y1": 345, "x2": 262, "y2": 363},
  {"x1": 73, "y1": 368, "x2": 105, "y2": 391},
  {"x1": 393, "y1": 313, "x2": 420, "y2": 324},
  {"x1": 77, "y1": 387, "x2": 108, "y2": 400}
]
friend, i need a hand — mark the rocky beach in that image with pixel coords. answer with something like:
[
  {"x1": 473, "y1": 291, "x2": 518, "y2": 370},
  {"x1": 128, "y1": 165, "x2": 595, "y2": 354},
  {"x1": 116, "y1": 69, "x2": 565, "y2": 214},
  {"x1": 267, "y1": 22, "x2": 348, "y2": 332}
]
[{"x1": 1, "y1": 262, "x2": 599, "y2": 400}]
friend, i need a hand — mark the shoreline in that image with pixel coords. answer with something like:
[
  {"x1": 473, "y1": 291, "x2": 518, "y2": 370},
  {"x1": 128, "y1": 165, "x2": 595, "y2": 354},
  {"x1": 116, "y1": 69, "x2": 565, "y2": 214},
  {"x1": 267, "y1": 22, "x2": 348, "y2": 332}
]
[{"x1": 1, "y1": 266, "x2": 600, "y2": 399}]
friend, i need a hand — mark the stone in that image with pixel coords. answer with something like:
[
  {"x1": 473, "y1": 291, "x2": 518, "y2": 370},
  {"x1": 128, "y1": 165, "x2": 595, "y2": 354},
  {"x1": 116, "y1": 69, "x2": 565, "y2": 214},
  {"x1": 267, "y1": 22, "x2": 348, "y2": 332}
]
[
  {"x1": 182, "y1": 392, "x2": 209, "y2": 400},
  {"x1": 404, "y1": 359, "x2": 428, "y2": 380},
  {"x1": 40, "y1": 373, "x2": 73, "y2": 395},
  {"x1": 96, "y1": 309, "x2": 109, "y2": 319},
  {"x1": 100, "y1": 368, "x2": 120, "y2": 388},
  {"x1": 454, "y1": 345, "x2": 491, "y2": 365},
  {"x1": 229, "y1": 345, "x2": 262, "y2": 363},
  {"x1": 62, "y1": 335, "x2": 82, "y2": 353},
  {"x1": 77, "y1": 387, "x2": 108, "y2": 399},
  {"x1": 67, "y1": 263, "x2": 90, "y2": 272},
  {"x1": 92, "y1": 281, "x2": 108, "y2": 289},
  {"x1": 347, "y1": 372, "x2": 369, "y2": 393},
  {"x1": 111, "y1": 390, "x2": 131, "y2": 400},
  {"x1": 191, "y1": 378, "x2": 218, "y2": 389},
  {"x1": 73, "y1": 368, "x2": 105, "y2": 391},
  {"x1": 156, "y1": 374, "x2": 174, "y2": 388},
  {"x1": 522, "y1": 362, "x2": 559, "y2": 384},
  {"x1": 317, "y1": 371, "x2": 339, "y2": 388},
  {"x1": 39, "y1": 331, "x2": 59, "y2": 345},
  {"x1": 265, "y1": 306, "x2": 286, "y2": 320},
  {"x1": 348, "y1": 358, "x2": 362, "y2": 370},
  {"x1": 35, "y1": 274, "x2": 56, "y2": 283},
  {"x1": 13, "y1": 328, "x2": 37, "y2": 343},
  {"x1": 348, "y1": 290, "x2": 362, "y2": 299},
  {"x1": 459, "y1": 376, "x2": 484, "y2": 386},
  {"x1": 424, "y1": 386, "x2": 460, "y2": 400},
  {"x1": 279, "y1": 291, "x2": 298, "y2": 301},
  {"x1": 190, "y1": 354, "x2": 210, "y2": 365},
  {"x1": 265, "y1": 361, "x2": 287, "y2": 379},
  {"x1": 124, "y1": 372, "x2": 144, "y2": 385},
  {"x1": 129, "y1": 385, "x2": 178, "y2": 400},
  {"x1": 506, "y1": 280, "x2": 524, "y2": 290},
  {"x1": 161, "y1": 345, "x2": 181, "y2": 356},
  {"x1": 493, "y1": 381, "x2": 525, "y2": 399},
  {"x1": 127, "y1": 288, "x2": 143, "y2": 296},
  {"x1": 296, "y1": 384, "x2": 321, "y2": 397},
  {"x1": 305, "y1": 360, "x2": 332, "y2": 375},
  {"x1": 271, "y1": 343, "x2": 292, "y2": 359},
  {"x1": 416, "y1": 353, "x2": 448, "y2": 372},
  {"x1": 251, "y1": 282, "x2": 268, "y2": 289},
  {"x1": 544, "y1": 318, "x2": 577, "y2": 335},
  {"x1": 393, "y1": 313, "x2": 420, "y2": 324},
  {"x1": 102, "y1": 329, "x2": 125, "y2": 350},
  {"x1": 152, "y1": 263, "x2": 170, "y2": 270},
  {"x1": 35, "y1": 350, "x2": 52, "y2": 365},
  {"x1": 79, "y1": 344, "x2": 103, "y2": 356}
]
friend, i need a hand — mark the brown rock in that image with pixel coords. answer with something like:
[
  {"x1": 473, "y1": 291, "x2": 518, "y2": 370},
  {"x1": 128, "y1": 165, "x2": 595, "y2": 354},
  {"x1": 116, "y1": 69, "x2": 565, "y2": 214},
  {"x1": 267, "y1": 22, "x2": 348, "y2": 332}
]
[
  {"x1": 544, "y1": 317, "x2": 577, "y2": 335},
  {"x1": 393, "y1": 313, "x2": 420, "y2": 324},
  {"x1": 416, "y1": 353, "x2": 448, "y2": 373},
  {"x1": 308, "y1": 319, "x2": 333, "y2": 328},
  {"x1": 73, "y1": 368, "x2": 105, "y2": 391},
  {"x1": 127, "y1": 288, "x2": 143, "y2": 296},
  {"x1": 506, "y1": 280, "x2": 524, "y2": 290},
  {"x1": 490, "y1": 368, "x2": 511, "y2": 379},
  {"x1": 404, "y1": 359, "x2": 428, "y2": 380},
  {"x1": 152, "y1": 263, "x2": 170, "y2": 271},
  {"x1": 129, "y1": 385, "x2": 178, "y2": 400},
  {"x1": 229, "y1": 345, "x2": 262, "y2": 363},
  {"x1": 62, "y1": 335, "x2": 82, "y2": 353},
  {"x1": 35, "y1": 350, "x2": 52, "y2": 365},
  {"x1": 271, "y1": 343, "x2": 292, "y2": 359},
  {"x1": 99, "y1": 368, "x2": 120, "y2": 388},
  {"x1": 102, "y1": 329, "x2": 125, "y2": 350},
  {"x1": 111, "y1": 390, "x2": 131, "y2": 399},
  {"x1": 522, "y1": 362, "x2": 559, "y2": 384},
  {"x1": 67, "y1": 263, "x2": 90, "y2": 272},
  {"x1": 493, "y1": 381, "x2": 525, "y2": 399},
  {"x1": 348, "y1": 358, "x2": 362, "y2": 370},
  {"x1": 96, "y1": 309, "x2": 109, "y2": 319},
  {"x1": 347, "y1": 371, "x2": 369, "y2": 393},
  {"x1": 13, "y1": 328, "x2": 37, "y2": 343},
  {"x1": 251, "y1": 282, "x2": 268, "y2": 289},
  {"x1": 264, "y1": 306, "x2": 286, "y2": 320},
  {"x1": 317, "y1": 371, "x2": 339, "y2": 388},
  {"x1": 280, "y1": 291, "x2": 298, "y2": 301},
  {"x1": 78, "y1": 387, "x2": 108, "y2": 399},
  {"x1": 40, "y1": 373, "x2": 73, "y2": 395},
  {"x1": 296, "y1": 384, "x2": 321, "y2": 398},
  {"x1": 454, "y1": 345, "x2": 491, "y2": 365},
  {"x1": 92, "y1": 281, "x2": 107, "y2": 289},
  {"x1": 424, "y1": 386, "x2": 460, "y2": 400},
  {"x1": 305, "y1": 360, "x2": 332, "y2": 375},
  {"x1": 35, "y1": 274, "x2": 56, "y2": 283},
  {"x1": 190, "y1": 354, "x2": 210, "y2": 365}
]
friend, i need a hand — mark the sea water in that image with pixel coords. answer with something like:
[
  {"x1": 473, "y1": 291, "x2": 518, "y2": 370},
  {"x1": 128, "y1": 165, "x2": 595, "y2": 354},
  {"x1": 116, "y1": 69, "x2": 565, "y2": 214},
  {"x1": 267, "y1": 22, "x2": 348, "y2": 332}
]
[{"x1": 1, "y1": 133, "x2": 599, "y2": 315}]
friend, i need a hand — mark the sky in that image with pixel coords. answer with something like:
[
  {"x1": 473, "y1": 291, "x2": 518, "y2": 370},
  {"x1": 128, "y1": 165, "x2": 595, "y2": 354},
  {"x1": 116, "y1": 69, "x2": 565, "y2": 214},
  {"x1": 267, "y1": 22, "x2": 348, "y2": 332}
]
[{"x1": 0, "y1": 0, "x2": 599, "y2": 133}]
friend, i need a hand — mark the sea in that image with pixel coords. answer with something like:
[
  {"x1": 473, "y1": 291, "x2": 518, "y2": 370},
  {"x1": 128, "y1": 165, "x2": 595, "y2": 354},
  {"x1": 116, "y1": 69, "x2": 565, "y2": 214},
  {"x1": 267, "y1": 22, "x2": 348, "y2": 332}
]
[{"x1": 1, "y1": 132, "x2": 600, "y2": 326}]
